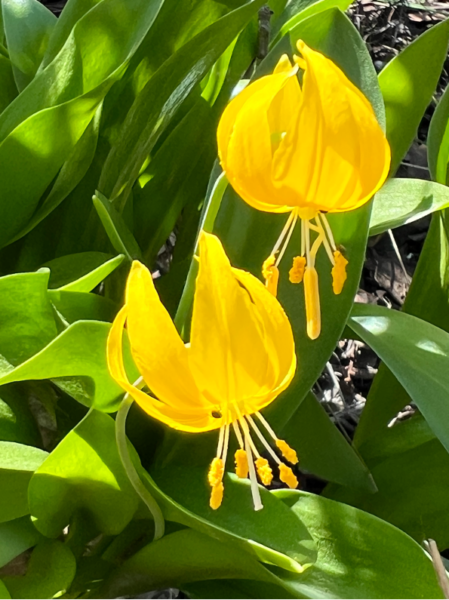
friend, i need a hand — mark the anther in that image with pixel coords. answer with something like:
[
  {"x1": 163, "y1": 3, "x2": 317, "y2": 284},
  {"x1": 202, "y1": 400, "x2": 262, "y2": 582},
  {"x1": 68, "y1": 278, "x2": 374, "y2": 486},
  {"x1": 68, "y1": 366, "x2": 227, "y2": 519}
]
[
  {"x1": 304, "y1": 267, "x2": 321, "y2": 340},
  {"x1": 262, "y1": 255, "x2": 279, "y2": 296},
  {"x1": 289, "y1": 256, "x2": 306, "y2": 284},
  {"x1": 279, "y1": 463, "x2": 299, "y2": 489},
  {"x1": 210, "y1": 482, "x2": 224, "y2": 510},
  {"x1": 331, "y1": 251, "x2": 348, "y2": 295},
  {"x1": 256, "y1": 457, "x2": 273, "y2": 486},
  {"x1": 276, "y1": 440, "x2": 299, "y2": 465},
  {"x1": 208, "y1": 457, "x2": 224, "y2": 487},
  {"x1": 235, "y1": 449, "x2": 249, "y2": 479}
]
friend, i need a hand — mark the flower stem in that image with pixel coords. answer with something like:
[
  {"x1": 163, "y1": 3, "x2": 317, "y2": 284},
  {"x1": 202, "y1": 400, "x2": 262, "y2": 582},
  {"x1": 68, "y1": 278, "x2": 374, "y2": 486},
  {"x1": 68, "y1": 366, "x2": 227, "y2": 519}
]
[{"x1": 116, "y1": 393, "x2": 165, "y2": 541}]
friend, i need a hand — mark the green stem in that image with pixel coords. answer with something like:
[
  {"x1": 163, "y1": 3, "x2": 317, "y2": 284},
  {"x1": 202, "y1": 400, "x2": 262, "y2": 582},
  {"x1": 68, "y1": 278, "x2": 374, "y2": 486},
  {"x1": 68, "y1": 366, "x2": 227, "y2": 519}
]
[{"x1": 116, "y1": 393, "x2": 165, "y2": 541}]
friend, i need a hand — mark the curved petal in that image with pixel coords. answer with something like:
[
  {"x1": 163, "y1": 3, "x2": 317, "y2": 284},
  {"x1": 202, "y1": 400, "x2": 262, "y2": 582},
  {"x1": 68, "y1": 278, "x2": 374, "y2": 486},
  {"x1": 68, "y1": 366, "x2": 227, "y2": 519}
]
[
  {"x1": 107, "y1": 305, "x2": 221, "y2": 433},
  {"x1": 231, "y1": 267, "x2": 296, "y2": 395},
  {"x1": 125, "y1": 261, "x2": 203, "y2": 409},
  {"x1": 225, "y1": 68, "x2": 301, "y2": 211},
  {"x1": 272, "y1": 41, "x2": 390, "y2": 213},
  {"x1": 189, "y1": 233, "x2": 274, "y2": 411}
]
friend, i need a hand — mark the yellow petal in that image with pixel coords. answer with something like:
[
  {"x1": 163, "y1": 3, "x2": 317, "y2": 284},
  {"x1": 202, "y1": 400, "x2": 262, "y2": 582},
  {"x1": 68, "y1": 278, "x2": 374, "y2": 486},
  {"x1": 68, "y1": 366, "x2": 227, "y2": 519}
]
[
  {"x1": 189, "y1": 233, "x2": 271, "y2": 409},
  {"x1": 231, "y1": 265, "x2": 296, "y2": 412},
  {"x1": 107, "y1": 305, "x2": 218, "y2": 433},
  {"x1": 272, "y1": 40, "x2": 390, "y2": 213},
  {"x1": 125, "y1": 261, "x2": 203, "y2": 409},
  {"x1": 221, "y1": 68, "x2": 301, "y2": 213}
]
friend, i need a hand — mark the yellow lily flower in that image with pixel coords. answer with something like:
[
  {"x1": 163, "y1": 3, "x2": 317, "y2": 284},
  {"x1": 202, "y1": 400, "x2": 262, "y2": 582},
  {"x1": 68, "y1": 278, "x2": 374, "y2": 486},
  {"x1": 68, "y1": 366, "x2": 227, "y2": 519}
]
[
  {"x1": 217, "y1": 40, "x2": 391, "y2": 340},
  {"x1": 107, "y1": 232, "x2": 299, "y2": 511}
]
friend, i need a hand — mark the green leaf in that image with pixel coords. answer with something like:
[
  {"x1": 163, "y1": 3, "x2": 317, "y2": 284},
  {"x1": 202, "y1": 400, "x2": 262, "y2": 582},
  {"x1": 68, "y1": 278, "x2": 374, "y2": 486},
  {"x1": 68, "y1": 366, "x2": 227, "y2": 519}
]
[
  {"x1": 370, "y1": 178, "x2": 449, "y2": 235},
  {"x1": 379, "y1": 19, "x2": 449, "y2": 174},
  {"x1": 349, "y1": 303, "x2": 449, "y2": 455},
  {"x1": 0, "y1": 442, "x2": 48, "y2": 523},
  {"x1": 99, "y1": 528, "x2": 274, "y2": 598},
  {"x1": 48, "y1": 290, "x2": 118, "y2": 324},
  {"x1": 281, "y1": 391, "x2": 375, "y2": 491},
  {"x1": 29, "y1": 410, "x2": 139, "y2": 537},
  {"x1": 43, "y1": 252, "x2": 125, "y2": 291},
  {"x1": 0, "y1": 384, "x2": 41, "y2": 445},
  {"x1": 2, "y1": 540, "x2": 76, "y2": 599},
  {"x1": 214, "y1": 9, "x2": 381, "y2": 430},
  {"x1": 99, "y1": 0, "x2": 265, "y2": 206},
  {"x1": 2, "y1": 0, "x2": 56, "y2": 91},
  {"x1": 428, "y1": 82, "x2": 449, "y2": 184},
  {"x1": 326, "y1": 416, "x2": 449, "y2": 549},
  {"x1": 0, "y1": 579, "x2": 10, "y2": 599},
  {"x1": 0, "y1": 270, "x2": 57, "y2": 367},
  {"x1": 0, "y1": 516, "x2": 43, "y2": 569},
  {"x1": 0, "y1": 321, "x2": 139, "y2": 412},
  {"x1": 270, "y1": 0, "x2": 353, "y2": 47},
  {"x1": 93, "y1": 193, "x2": 142, "y2": 261},
  {"x1": 0, "y1": 56, "x2": 18, "y2": 114},
  {"x1": 282, "y1": 492, "x2": 444, "y2": 599},
  {"x1": 185, "y1": 579, "x2": 294, "y2": 599}
]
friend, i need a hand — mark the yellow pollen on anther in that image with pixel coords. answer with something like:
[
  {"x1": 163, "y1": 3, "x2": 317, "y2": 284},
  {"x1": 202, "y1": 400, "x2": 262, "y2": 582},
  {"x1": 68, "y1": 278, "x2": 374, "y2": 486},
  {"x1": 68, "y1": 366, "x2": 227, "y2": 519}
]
[
  {"x1": 279, "y1": 463, "x2": 298, "y2": 489},
  {"x1": 208, "y1": 457, "x2": 224, "y2": 487},
  {"x1": 304, "y1": 267, "x2": 321, "y2": 340},
  {"x1": 255, "y1": 457, "x2": 273, "y2": 486},
  {"x1": 262, "y1": 255, "x2": 279, "y2": 296},
  {"x1": 235, "y1": 449, "x2": 249, "y2": 478},
  {"x1": 289, "y1": 256, "x2": 306, "y2": 284},
  {"x1": 276, "y1": 440, "x2": 299, "y2": 464},
  {"x1": 210, "y1": 482, "x2": 224, "y2": 510},
  {"x1": 331, "y1": 251, "x2": 348, "y2": 295}
]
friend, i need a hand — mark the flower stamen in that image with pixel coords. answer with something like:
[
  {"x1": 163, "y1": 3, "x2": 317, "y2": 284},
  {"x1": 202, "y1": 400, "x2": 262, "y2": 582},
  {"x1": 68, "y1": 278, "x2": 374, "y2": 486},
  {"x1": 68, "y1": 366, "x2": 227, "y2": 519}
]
[
  {"x1": 208, "y1": 424, "x2": 229, "y2": 510},
  {"x1": 244, "y1": 426, "x2": 263, "y2": 511}
]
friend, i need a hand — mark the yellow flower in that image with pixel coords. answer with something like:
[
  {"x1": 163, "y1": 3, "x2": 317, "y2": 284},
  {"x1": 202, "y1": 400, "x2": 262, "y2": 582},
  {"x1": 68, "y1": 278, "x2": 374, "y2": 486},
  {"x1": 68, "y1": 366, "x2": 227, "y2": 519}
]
[
  {"x1": 107, "y1": 232, "x2": 299, "y2": 511},
  {"x1": 217, "y1": 40, "x2": 390, "y2": 340}
]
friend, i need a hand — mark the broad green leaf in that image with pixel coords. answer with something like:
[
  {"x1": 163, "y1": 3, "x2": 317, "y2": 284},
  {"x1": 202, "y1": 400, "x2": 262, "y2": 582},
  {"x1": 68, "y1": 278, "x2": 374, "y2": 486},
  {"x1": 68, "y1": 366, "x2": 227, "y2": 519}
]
[
  {"x1": 2, "y1": 540, "x2": 76, "y2": 599},
  {"x1": 99, "y1": 0, "x2": 265, "y2": 206},
  {"x1": 0, "y1": 270, "x2": 57, "y2": 366},
  {"x1": 29, "y1": 411, "x2": 139, "y2": 537},
  {"x1": 0, "y1": 516, "x2": 43, "y2": 568},
  {"x1": 355, "y1": 210, "x2": 449, "y2": 446},
  {"x1": 48, "y1": 290, "x2": 117, "y2": 324},
  {"x1": 9, "y1": 105, "x2": 102, "y2": 244},
  {"x1": 214, "y1": 9, "x2": 381, "y2": 430},
  {"x1": 270, "y1": 0, "x2": 353, "y2": 47},
  {"x1": 185, "y1": 580, "x2": 294, "y2": 600},
  {"x1": 99, "y1": 529, "x2": 274, "y2": 598},
  {"x1": 326, "y1": 416, "x2": 449, "y2": 549},
  {"x1": 43, "y1": 252, "x2": 124, "y2": 291},
  {"x1": 0, "y1": 321, "x2": 138, "y2": 412},
  {"x1": 281, "y1": 492, "x2": 443, "y2": 599},
  {"x1": 2, "y1": 0, "x2": 56, "y2": 91},
  {"x1": 370, "y1": 178, "x2": 449, "y2": 235},
  {"x1": 0, "y1": 56, "x2": 17, "y2": 113},
  {"x1": 428, "y1": 83, "x2": 449, "y2": 184},
  {"x1": 0, "y1": 442, "x2": 48, "y2": 523},
  {"x1": 0, "y1": 0, "x2": 165, "y2": 246},
  {"x1": 349, "y1": 303, "x2": 449, "y2": 455},
  {"x1": 0, "y1": 384, "x2": 40, "y2": 445},
  {"x1": 379, "y1": 19, "x2": 449, "y2": 174},
  {"x1": 281, "y1": 391, "x2": 375, "y2": 491},
  {"x1": 93, "y1": 193, "x2": 142, "y2": 261},
  {"x1": 0, "y1": 579, "x2": 10, "y2": 599}
]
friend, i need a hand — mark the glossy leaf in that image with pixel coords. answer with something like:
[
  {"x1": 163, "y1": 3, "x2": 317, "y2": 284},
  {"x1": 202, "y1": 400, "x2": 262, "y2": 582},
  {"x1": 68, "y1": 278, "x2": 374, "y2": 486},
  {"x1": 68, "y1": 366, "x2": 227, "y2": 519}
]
[
  {"x1": 2, "y1": 540, "x2": 76, "y2": 599},
  {"x1": 44, "y1": 252, "x2": 124, "y2": 292},
  {"x1": 281, "y1": 391, "x2": 375, "y2": 491},
  {"x1": 349, "y1": 303, "x2": 449, "y2": 455},
  {"x1": 379, "y1": 19, "x2": 449, "y2": 174},
  {"x1": 0, "y1": 516, "x2": 43, "y2": 568},
  {"x1": 0, "y1": 383, "x2": 41, "y2": 445},
  {"x1": 0, "y1": 56, "x2": 17, "y2": 114},
  {"x1": 99, "y1": 529, "x2": 273, "y2": 598},
  {"x1": 0, "y1": 321, "x2": 139, "y2": 412},
  {"x1": 214, "y1": 9, "x2": 381, "y2": 430},
  {"x1": 0, "y1": 442, "x2": 48, "y2": 523},
  {"x1": 370, "y1": 178, "x2": 449, "y2": 235},
  {"x1": 29, "y1": 411, "x2": 140, "y2": 537},
  {"x1": 0, "y1": 270, "x2": 57, "y2": 366},
  {"x1": 48, "y1": 290, "x2": 118, "y2": 324},
  {"x1": 99, "y1": 0, "x2": 265, "y2": 206},
  {"x1": 2, "y1": 0, "x2": 56, "y2": 91},
  {"x1": 428, "y1": 82, "x2": 449, "y2": 184},
  {"x1": 326, "y1": 416, "x2": 449, "y2": 549},
  {"x1": 93, "y1": 193, "x2": 142, "y2": 261},
  {"x1": 0, "y1": 579, "x2": 10, "y2": 599}
]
